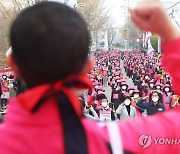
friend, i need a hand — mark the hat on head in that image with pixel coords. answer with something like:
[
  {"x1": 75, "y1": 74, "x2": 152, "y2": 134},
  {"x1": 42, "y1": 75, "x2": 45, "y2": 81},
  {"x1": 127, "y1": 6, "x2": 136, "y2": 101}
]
[
  {"x1": 128, "y1": 86, "x2": 135, "y2": 90},
  {"x1": 163, "y1": 84, "x2": 170, "y2": 89},
  {"x1": 133, "y1": 89, "x2": 140, "y2": 93}
]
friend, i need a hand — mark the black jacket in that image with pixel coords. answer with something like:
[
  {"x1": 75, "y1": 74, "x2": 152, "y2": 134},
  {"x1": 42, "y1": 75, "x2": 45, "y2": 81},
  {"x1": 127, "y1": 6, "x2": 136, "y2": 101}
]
[{"x1": 136, "y1": 99, "x2": 166, "y2": 115}]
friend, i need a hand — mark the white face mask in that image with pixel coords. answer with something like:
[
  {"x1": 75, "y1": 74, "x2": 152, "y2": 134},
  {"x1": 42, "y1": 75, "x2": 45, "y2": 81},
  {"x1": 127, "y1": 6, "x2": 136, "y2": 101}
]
[
  {"x1": 150, "y1": 84, "x2": 154, "y2": 88},
  {"x1": 116, "y1": 87, "x2": 120, "y2": 90},
  {"x1": 145, "y1": 76, "x2": 149, "y2": 79},
  {"x1": 156, "y1": 86, "x2": 161, "y2": 89},
  {"x1": 122, "y1": 86, "x2": 127, "y2": 90},
  {"x1": 129, "y1": 90, "x2": 134, "y2": 94},
  {"x1": 124, "y1": 100, "x2": 131, "y2": 106},
  {"x1": 164, "y1": 88, "x2": 170, "y2": 92},
  {"x1": 2, "y1": 76, "x2": 7, "y2": 80},
  {"x1": 167, "y1": 92, "x2": 171, "y2": 96},
  {"x1": 101, "y1": 101, "x2": 108, "y2": 107},
  {"x1": 95, "y1": 85, "x2": 99, "y2": 89},
  {"x1": 152, "y1": 97, "x2": 159, "y2": 102},
  {"x1": 94, "y1": 101, "x2": 98, "y2": 104},
  {"x1": 134, "y1": 94, "x2": 139, "y2": 98}
]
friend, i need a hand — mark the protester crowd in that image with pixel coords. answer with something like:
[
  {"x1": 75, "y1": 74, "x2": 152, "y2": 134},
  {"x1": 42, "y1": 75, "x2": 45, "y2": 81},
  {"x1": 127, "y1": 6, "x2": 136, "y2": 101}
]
[
  {"x1": 0, "y1": 1, "x2": 180, "y2": 153},
  {"x1": 0, "y1": 72, "x2": 16, "y2": 121},
  {"x1": 1, "y1": 49, "x2": 180, "y2": 122},
  {"x1": 81, "y1": 49, "x2": 180, "y2": 121}
]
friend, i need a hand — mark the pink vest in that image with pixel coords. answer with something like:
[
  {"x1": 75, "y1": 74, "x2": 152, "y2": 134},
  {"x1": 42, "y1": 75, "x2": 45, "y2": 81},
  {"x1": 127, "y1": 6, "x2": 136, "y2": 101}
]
[{"x1": 1, "y1": 81, "x2": 9, "y2": 92}]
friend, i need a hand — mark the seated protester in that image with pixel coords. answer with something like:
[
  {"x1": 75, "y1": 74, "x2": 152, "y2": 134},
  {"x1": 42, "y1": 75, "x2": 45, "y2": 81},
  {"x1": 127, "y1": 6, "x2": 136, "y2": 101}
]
[
  {"x1": 97, "y1": 98, "x2": 115, "y2": 121},
  {"x1": 136, "y1": 91, "x2": 165, "y2": 115},
  {"x1": 116, "y1": 96, "x2": 137, "y2": 120}
]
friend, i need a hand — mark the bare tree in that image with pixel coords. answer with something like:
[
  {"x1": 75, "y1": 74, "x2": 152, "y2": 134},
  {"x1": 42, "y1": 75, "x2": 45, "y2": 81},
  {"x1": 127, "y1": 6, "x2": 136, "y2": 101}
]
[
  {"x1": 120, "y1": 19, "x2": 142, "y2": 48},
  {"x1": 77, "y1": 0, "x2": 114, "y2": 50},
  {"x1": 0, "y1": 0, "x2": 45, "y2": 68}
]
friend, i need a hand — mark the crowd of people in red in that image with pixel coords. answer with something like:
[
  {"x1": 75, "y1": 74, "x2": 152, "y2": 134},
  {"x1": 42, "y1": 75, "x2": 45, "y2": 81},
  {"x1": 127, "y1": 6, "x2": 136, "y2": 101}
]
[
  {"x1": 83, "y1": 49, "x2": 179, "y2": 122},
  {"x1": 0, "y1": 0, "x2": 180, "y2": 153}
]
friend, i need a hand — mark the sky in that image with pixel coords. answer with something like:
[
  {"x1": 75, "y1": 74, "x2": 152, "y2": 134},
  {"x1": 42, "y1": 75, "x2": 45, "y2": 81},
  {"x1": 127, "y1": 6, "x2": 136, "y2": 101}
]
[
  {"x1": 104, "y1": 0, "x2": 180, "y2": 27},
  {"x1": 104, "y1": 0, "x2": 136, "y2": 27}
]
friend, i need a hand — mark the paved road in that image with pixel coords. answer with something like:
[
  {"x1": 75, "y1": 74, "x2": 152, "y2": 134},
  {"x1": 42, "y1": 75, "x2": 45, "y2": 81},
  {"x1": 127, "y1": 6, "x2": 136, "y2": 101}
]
[
  {"x1": 104, "y1": 60, "x2": 136, "y2": 103},
  {"x1": 120, "y1": 60, "x2": 135, "y2": 87}
]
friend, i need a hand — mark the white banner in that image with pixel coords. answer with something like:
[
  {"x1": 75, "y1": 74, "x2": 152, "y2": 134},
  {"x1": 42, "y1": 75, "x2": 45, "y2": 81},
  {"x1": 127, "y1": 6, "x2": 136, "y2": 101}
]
[{"x1": 147, "y1": 32, "x2": 155, "y2": 57}]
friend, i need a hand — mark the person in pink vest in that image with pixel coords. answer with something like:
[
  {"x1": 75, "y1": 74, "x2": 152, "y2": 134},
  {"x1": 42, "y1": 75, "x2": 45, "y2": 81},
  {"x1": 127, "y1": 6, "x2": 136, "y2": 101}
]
[
  {"x1": 162, "y1": 84, "x2": 173, "y2": 110},
  {"x1": 97, "y1": 97, "x2": 115, "y2": 121},
  {"x1": 1, "y1": 1, "x2": 180, "y2": 154},
  {"x1": 0, "y1": 75, "x2": 10, "y2": 110}
]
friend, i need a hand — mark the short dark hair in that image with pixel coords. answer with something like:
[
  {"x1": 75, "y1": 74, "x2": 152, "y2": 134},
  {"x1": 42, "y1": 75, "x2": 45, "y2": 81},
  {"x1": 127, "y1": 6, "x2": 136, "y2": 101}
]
[
  {"x1": 10, "y1": 2, "x2": 90, "y2": 87},
  {"x1": 123, "y1": 96, "x2": 131, "y2": 102},
  {"x1": 149, "y1": 91, "x2": 162, "y2": 103}
]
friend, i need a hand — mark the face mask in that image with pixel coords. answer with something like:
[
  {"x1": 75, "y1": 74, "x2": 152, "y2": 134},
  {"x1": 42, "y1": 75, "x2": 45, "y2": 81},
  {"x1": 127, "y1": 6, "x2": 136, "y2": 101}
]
[
  {"x1": 116, "y1": 87, "x2": 120, "y2": 91},
  {"x1": 129, "y1": 90, "x2": 133, "y2": 94},
  {"x1": 134, "y1": 94, "x2": 139, "y2": 98},
  {"x1": 122, "y1": 86, "x2": 127, "y2": 90},
  {"x1": 124, "y1": 100, "x2": 131, "y2": 106},
  {"x1": 94, "y1": 101, "x2": 98, "y2": 104},
  {"x1": 167, "y1": 92, "x2": 171, "y2": 96},
  {"x1": 164, "y1": 88, "x2": 170, "y2": 92},
  {"x1": 152, "y1": 97, "x2": 159, "y2": 102},
  {"x1": 2, "y1": 75, "x2": 7, "y2": 80},
  {"x1": 150, "y1": 84, "x2": 154, "y2": 88},
  {"x1": 95, "y1": 85, "x2": 99, "y2": 89},
  {"x1": 101, "y1": 101, "x2": 108, "y2": 107},
  {"x1": 145, "y1": 76, "x2": 149, "y2": 79},
  {"x1": 156, "y1": 86, "x2": 161, "y2": 89}
]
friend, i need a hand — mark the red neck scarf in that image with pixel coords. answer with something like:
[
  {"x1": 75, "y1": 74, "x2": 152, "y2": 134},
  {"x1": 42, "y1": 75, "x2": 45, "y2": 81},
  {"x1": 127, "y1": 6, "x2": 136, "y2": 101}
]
[{"x1": 17, "y1": 75, "x2": 92, "y2": 117}]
